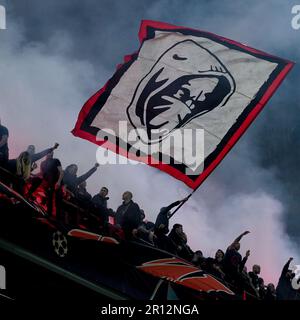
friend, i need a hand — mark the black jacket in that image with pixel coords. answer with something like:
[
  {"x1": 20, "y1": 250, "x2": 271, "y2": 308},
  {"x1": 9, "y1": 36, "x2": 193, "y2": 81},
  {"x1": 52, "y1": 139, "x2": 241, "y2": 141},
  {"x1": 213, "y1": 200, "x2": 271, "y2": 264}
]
[
  {"x1": 116, "y1": 200, "x2": 142, "y2": 231},
  {"x1": 276, "y1": 260, "x2": 298, "y2": 300},
  {"x1": 92, "y1": 194, "x2": 109, "y2": 209}
]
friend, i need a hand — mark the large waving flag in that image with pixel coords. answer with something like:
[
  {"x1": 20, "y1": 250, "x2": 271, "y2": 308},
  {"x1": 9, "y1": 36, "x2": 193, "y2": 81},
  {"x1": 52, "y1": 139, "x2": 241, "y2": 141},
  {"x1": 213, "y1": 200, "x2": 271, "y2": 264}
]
[{"x1": 72, "y1": 20, "x2": 294, "y2": 189}]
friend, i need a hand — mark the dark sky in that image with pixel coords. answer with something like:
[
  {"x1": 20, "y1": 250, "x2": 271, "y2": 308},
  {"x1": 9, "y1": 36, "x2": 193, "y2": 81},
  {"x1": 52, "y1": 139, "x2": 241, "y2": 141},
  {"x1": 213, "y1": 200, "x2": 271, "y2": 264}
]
[{"x1": 1, "y1": 0, "x2": 299, "y2": 280}]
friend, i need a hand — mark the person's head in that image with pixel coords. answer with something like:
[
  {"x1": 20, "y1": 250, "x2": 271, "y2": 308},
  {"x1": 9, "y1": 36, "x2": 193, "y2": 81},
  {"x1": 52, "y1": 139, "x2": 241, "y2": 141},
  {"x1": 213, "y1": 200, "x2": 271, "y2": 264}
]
[
  {"x1": 122, "y1": 191, "x2": 133, "y2": 202},
  {"x1": 215, "y1": 249, "x2": 225, "y2": 261},
  {"x1": 252, "y1": 264, "x2": 261, "y2": 275},
  {"x1": 192, "y1": 250, "x2": 204, "y2": 264},
  {"x1": 26, "y1": 145, "x2": 35, "y2": 155},
  {"x1": 194, "y1": 250, "x2": 203, "y2": 258},
  {"x1": 66, "y1": 164, "x2": 78, "y2": 175},
  {"x1": 159, "y1": 207, "x2": 169, "y2": 216},
  {"x1": 233, "y1": 242, "x2": 241, "y2": 251},
  {"x1": 173, "y1": 223, "x2": 183, "y2": 234},
  {"x1": 267, "y1": 283, "x2": 275, "y2": 293},
  {"x1": 99, "y1": 187, "x2": 108, "y2": 198}
]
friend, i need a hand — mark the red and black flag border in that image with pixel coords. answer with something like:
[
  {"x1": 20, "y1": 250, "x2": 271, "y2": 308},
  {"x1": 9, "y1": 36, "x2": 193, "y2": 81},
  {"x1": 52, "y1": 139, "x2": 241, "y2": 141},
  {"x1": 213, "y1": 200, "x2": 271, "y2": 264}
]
[{"x1": 72, "y1": 20, "x2": 294, "y2": 189}]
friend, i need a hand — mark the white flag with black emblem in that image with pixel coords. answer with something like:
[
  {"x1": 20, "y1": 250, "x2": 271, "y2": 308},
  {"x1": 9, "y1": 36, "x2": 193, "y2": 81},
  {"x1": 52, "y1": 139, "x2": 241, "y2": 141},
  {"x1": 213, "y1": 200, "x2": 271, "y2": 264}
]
[{"x1": 73, "y1": 20, "x2": 293, "y2": 189}]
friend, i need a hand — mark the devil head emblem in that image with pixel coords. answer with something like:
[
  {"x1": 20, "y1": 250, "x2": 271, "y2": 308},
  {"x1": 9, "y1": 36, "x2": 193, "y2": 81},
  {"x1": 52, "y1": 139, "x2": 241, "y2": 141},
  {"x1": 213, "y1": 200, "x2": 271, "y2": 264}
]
[{"x1": 127, "y1": 40, "x2": 236, "y2": 144}]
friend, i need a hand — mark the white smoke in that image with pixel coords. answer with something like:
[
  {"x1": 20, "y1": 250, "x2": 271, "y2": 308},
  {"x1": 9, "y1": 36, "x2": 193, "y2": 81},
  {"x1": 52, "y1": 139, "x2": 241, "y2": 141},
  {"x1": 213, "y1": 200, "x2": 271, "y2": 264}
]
[{"x1": 1, "y1": 2, "x2": 299, "y2": 286}]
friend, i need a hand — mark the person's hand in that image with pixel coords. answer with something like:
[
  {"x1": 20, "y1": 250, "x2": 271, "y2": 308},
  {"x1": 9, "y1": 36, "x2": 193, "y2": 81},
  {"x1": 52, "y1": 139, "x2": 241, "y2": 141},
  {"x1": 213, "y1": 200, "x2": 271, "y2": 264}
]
[
  {"x1": 53, "y1": 143, "x2": 59, "y2": 149},
  {"x1": 94, "y1": 163, "x2": 100, "y2": 168},
  {"x1": 243, "y1": 231, "x2": 250, "y2": 235},
  {"x1": 246, "y1": 250, "x2": 250, "y2": 257},
  {"x1": 288, "y1": 257, "x2": 294, "y2": 262},
  {"x1": 181, "y1": 196, "x2": 189, "y2": 202}
]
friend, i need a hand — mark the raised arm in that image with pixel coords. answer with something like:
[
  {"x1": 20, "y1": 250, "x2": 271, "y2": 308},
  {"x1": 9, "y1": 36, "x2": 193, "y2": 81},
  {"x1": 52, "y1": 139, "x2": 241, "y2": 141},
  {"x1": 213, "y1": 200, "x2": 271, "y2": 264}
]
[
  {"x1": 240, "y1": 250, "x2": 250, "y2": 271},
  {"x1": 31, "y1": 143, "x2": 59, "y2": 162},
  {"x1": 230, "y1": 231, "x2": 250, "y2": 247},
  {"x1": 281, "y1": 257, "x2": 293, "y2": 277},
  {"x1": 161, "y1": 197, "x2": 189, "y2": 215},
  {"x1": 76, "y1": 163, "x2": 99, "y2": 186}
]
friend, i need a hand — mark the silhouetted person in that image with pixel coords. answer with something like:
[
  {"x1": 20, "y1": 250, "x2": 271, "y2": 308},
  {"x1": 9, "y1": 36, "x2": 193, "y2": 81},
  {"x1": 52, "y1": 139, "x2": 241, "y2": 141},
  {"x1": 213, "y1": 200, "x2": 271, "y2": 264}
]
[
  {"x1": 192, "y1": 250, "x2": 207, "y2": 269},
  {"x1": 224, "y1": 231, "x2": 250, "y2": 278},
  {"x1": 0, "y1": 118, "x2": 9, "y2": 167},
  {"x1": 205, "y1": 249, "x2": 226, "y2": 279},
  {"x1": 41, "y1": 151, "x2": 64, "y2": 219},
  {"x1": 7, "y1": 151, "x2": 32, "y2": 194},
  {"x1": 92, "y1": 187, "x2": 109, "y2": 209},
  {"x1": 92, "y1": 187, "x2": 115, "y2": 226},
  {"x1": 258, "y1": 277, "x2": 266, "y2": 299},
  {"x1": 154, "y1": 198, "x2": 187, "y2": 251},
  {"x1": 248, "y1": 264, "x2": 261, "y2": 290},
  {"x1": 223, "y1": 231, "x2": 251, "y2": 294},
  {"x1": 168, "y1": 224, "x2": 194, "y2": 260},
  {"x1": 276, "y1": 257, "x2": 297, "y2": 300},
  {"x1": 115, "y1": 191, "x2": 142, "y2": 239},
  {"x1": 140, "y1": 209, "x2": 155, "y2": 231},
  {"x1": 131, "y1": 210, "x2": 156, "y2": 245},
  {"x1": 76, "y1": 181, "x2": 92, "y2": 204},
  {"x1": 154, "y1": 198, "x2": 187, "y2": 236},
  {"x1": 26, "y1": 144, "x2": 60, "y2": 198},
  {"x1": 265, "y1": 283, "x2": 276, "y2": 300},
  {"x1": 63, "y1": 163, "x2": 99, "y2": 194},
  {"x1": 26, "y1": 143, "x2": 59, "y2": 171}
]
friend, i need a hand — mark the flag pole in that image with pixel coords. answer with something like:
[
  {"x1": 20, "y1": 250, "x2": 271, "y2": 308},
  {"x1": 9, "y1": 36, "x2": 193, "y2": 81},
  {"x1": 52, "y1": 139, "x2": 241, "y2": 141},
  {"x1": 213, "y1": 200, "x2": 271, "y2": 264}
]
[{"x1": 167, "y1": 187, "x2": 198, "y2": 220}]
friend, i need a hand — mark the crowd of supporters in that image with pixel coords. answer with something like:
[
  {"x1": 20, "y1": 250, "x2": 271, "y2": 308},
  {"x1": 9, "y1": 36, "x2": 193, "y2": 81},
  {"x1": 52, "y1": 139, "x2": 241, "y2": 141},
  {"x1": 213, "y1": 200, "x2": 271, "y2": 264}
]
[{"x1": 0, "y1": 118, "x2": 299, "y2": 300}]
